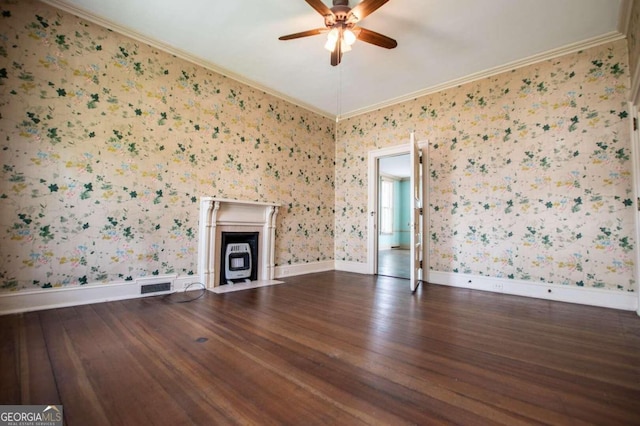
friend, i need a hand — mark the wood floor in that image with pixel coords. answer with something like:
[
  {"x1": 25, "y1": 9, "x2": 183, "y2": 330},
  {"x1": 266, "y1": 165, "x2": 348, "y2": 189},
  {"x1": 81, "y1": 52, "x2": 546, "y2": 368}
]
[
  {"x1": 378, "y1": 248, "x2": 410, "y2": 279},
  {"x1": 1, "y1": 271, "x2": 639, "y2": 425}
]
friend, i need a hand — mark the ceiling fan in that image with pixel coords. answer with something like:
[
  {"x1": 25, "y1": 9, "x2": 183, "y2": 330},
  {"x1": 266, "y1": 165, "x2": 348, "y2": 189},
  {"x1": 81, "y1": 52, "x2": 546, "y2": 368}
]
[{"x1": 278, "y1": 0, "x2": 397, "y2": 66}]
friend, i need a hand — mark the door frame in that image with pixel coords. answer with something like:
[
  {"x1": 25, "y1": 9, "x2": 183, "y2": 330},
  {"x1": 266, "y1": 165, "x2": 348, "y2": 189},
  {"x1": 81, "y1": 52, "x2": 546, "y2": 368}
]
[
  {"x1": 629, "y1": 101, "x2": 640, "y2": 316},
  {"x1": 367, "y1": 141, "x2": 429, "y2": 277}
]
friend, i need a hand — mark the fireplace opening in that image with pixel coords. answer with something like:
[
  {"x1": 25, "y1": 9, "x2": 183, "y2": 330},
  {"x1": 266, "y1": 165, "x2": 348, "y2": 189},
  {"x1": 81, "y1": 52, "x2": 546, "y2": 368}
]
[{"x1": 220, "y1": 232, "x2": 259, "y2": 284}]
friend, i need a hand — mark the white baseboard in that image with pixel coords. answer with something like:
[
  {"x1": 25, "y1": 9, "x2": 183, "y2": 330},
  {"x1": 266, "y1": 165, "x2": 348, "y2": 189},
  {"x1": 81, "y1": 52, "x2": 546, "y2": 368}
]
[
  {"x1": 274, "y1": 260, "x2": 334, "y2": 278},
  {"x1": 0, "y1": 275, "x2": 204, "y2": 315},
  {"x1": 2, "y1": 267, "x2": 636, "y2": 314},
  {"x1": 0, "y1": 260, "x2": 333, "y2": 314},
  {"x1": 428, "y1": 271, "x2": 639, "y2": 311},
  {"x1": 334, "y1": 260, "x2": 370, "y2": 275}
]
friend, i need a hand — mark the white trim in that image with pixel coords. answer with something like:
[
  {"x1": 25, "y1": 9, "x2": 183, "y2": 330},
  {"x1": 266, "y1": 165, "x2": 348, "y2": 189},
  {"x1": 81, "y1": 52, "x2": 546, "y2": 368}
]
[
  {"x1": 135, "y1": 274, "x2": 176, "y2": 294},
  {"x1": 368, "y1": 144, "x2": 413, "y2": 274},
  {"x1": 367, "y1": 141, "x2": 429, "y2": 276},
  {"x1": 428, "y1": 271, "x2": 638, "y2": 311},
  {"x1": 2, "y1": 268, "x2": 636, "y2": 314},
  {"x1": 379, "y1": 177, "x2": 395, "y2": 234},
  {"x1": 274, "y1": 260, "x2": 334, "y2": 278},
  {"x1": 199, "y1": 197, "x2": 280, "y2": 208},
  {"x1": 629, "y1": 102, "x2": 640, "y2": 316},
  {"x1": 424, "y1": 140, "x2": 432, "y2": 276},
  {"x1": 198, "y1": 197, "x2": 279, "y2": 289},
  {"x1": 39, "y1": 0, "x2": 334, "y2": 120},
  {"x1": 39, "y1": 0, "x2": 625, "y2": 122},
  {"x1": 0, "y1": 275, "x2": 201, "y2": 315},
  {"x1": 339, "y1": 32, "x2": 626, "y2": 120},
  {"x1": 0, "y1": 259, "x2": 333, "y2": 315},
  {"x1": 335, "y1": 261, "x2": 370, "y2": 275},
  {"x1": 619, "y1": 0, "x2": 633, "y2": 35}
]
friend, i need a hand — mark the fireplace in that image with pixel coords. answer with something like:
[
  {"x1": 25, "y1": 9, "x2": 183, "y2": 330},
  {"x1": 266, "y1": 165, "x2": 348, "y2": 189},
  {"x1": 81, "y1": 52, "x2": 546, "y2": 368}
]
[
  {"x1": 220, "y1": 231, "x2": 258, "y2": 284},
  {"x1": 198, "y1": 198, "x2": 279, "y2": 289}
]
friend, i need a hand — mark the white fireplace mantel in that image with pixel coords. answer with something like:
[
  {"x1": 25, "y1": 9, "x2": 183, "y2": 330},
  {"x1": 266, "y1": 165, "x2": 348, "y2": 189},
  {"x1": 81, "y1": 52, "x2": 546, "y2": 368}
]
[{"x1": 198, "y1": 198, "x2": 280, "y2": 289}]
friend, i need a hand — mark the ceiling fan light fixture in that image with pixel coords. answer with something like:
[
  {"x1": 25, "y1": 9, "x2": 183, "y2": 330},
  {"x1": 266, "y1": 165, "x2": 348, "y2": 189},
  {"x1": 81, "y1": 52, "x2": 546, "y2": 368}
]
[
  {"x1": 325, "y1": 27, "x2": 345, "y2": 52},
  {"x1": 324, "y1": 38, "x2": 337, "y2": 52},
  {"x1": 340, "y1": 39, "x2": 352, "y2": 52},
  {"x1": 343, "y1": 28, "x2": 357, "y2": 45},
  {"x1": 327, "y1": 28, "x2": 340, "y2": 43},
  {"x1": 279, "y1": 0, "x2": 397, "y2": 66}
]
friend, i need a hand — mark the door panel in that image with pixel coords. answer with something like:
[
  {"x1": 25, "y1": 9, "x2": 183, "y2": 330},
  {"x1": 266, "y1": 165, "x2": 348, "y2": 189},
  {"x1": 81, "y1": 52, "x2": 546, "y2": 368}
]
[{"x1": 409, "y1": 132, "x2": 423, "y2": 291}]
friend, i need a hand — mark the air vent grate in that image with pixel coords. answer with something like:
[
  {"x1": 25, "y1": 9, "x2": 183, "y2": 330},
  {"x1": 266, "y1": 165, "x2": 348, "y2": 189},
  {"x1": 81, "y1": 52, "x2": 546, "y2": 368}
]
[{"x1": 140, "y1": 282, "x2": 171, "y2": 294}]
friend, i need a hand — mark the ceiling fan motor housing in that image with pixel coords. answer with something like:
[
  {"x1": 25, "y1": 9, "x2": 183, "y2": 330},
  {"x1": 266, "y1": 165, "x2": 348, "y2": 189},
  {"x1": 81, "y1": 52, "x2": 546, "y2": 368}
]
[{"x1": 326, "y1": 4, "x2": 351, "y2": 27}]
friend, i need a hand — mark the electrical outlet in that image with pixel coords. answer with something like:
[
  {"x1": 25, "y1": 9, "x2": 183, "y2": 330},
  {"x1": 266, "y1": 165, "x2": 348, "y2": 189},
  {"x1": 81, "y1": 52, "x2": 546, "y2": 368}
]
[{"x1": 491, "y1": 282, "x2": 503, "y2": 291}]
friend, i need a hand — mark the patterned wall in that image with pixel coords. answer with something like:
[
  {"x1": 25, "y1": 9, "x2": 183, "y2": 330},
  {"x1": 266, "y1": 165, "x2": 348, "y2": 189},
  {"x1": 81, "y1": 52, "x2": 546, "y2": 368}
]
[
  {"x1": 336, "y1": 40, "x2": 636, "y2": 292},
  {"x1": 0, "y1": 1, "x2": 335, "y2": 291},
  {"x1": 0, "y1": 1, "x2": 636, "y2": 295}
]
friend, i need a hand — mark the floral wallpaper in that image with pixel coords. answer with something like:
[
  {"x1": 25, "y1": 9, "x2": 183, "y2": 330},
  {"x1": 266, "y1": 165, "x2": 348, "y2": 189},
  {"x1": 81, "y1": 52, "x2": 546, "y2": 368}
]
[
  {"x1": 0, "y1": 0, "x2": 335, "y2": 291},
  {"x1": 336, "y1": 40, "x2": 636, "y2": 292},
  {"x1": 0, "y1": 0, "x2": 636, "y2": 297}
]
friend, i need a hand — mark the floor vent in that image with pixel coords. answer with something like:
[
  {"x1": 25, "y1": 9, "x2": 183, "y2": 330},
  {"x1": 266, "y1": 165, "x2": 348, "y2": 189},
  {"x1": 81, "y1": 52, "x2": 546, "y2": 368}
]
[{"x1": 140, "y1": 282, "x2": 172, "y2": 294}]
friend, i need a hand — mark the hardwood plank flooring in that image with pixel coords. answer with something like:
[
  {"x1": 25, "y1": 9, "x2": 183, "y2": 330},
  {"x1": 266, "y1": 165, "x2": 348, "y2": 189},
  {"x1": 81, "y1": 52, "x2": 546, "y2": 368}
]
[
  {"x1": 1, "y1": 271, "x2": 639, "y2": 425},
  {"x1": 378, "y1": 248, "x2": 410, "y2": 279}
]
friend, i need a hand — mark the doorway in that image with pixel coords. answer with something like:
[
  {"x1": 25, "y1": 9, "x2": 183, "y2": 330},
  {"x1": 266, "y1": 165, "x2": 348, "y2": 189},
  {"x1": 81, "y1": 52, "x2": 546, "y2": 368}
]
[
  {"x1": 377, "y1": 154, "x2": 411, "y2": 279},
  {"x1": 367, "y1": 138, "x2": 427, "y2": 291}
]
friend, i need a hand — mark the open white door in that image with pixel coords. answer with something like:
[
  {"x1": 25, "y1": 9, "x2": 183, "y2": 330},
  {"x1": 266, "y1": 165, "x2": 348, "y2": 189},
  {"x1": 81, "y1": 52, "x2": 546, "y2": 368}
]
[
  {"x1": 409, "y1": 132, "x2": 423, "y2": 292},
  {"x1": 630, "y1": 102, "x2": 640, "y2": 316}
]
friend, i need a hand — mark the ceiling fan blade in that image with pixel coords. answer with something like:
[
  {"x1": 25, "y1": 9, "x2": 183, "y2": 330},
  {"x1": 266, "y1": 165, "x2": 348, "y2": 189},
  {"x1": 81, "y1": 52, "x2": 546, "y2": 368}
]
[
  {"x1": 356, "y1": 27, "x2": 397, "y2": 49},
  {"x1": 348, "y1": 0, "x2": 389, "y2": 23},
  {"x1": 279, "y1": 28, "x2": 327, "y2": 41},
  {"x1": 305, "y1": 0, "x2": 333, "y2": 17}
]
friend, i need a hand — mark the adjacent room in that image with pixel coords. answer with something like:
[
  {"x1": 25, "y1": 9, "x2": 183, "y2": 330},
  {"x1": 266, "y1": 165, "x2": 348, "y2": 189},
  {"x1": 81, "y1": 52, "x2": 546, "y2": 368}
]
[{"x1": 1, "y1": 0, "x2": 640, "y2": 424}]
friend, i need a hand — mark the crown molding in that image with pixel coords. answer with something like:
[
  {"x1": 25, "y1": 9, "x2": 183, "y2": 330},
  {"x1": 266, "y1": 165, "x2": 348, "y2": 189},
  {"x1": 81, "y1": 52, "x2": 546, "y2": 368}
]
[
  {"x1": 39, "y1": 1, "x2": 627, "y2": 123},
  {"x1": 39, "y1": 0, "x2": 336, "y2": 121},
  {"x1": 338, "y1": 31, "x2": 626, "y2": 121}
]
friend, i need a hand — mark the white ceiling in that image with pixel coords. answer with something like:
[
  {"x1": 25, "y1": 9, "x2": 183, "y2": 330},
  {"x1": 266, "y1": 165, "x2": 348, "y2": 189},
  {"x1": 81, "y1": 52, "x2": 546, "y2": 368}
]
[
  {"x1": 380, "y1": 154, "x2": 410, "y2": 178},
  {"x1": 43, "y1": 0, "x2": 628, "y2": 120}
]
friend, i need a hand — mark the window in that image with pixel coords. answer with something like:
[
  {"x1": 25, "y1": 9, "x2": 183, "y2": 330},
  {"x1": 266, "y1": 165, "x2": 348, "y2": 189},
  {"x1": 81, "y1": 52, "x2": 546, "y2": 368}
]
[{"x1": 380, "y1": 178, "x2": 394, "y2": 234}]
